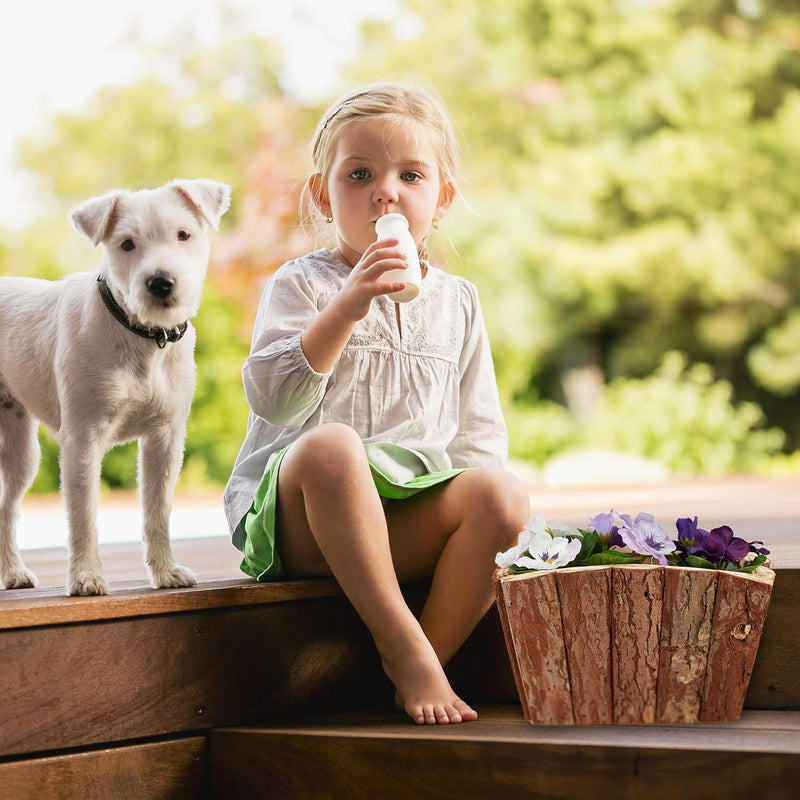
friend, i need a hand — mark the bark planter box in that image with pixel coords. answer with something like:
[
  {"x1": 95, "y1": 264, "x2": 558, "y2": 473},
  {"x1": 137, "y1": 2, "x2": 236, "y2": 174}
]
[{"x1": 494, "y1": 563, "x2": 775, "y2": 725}]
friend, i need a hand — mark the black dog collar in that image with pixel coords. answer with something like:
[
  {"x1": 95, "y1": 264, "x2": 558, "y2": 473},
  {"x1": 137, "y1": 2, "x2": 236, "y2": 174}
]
[{"x1": 97, "y1": 275, "x2": 188, "y2": 349}]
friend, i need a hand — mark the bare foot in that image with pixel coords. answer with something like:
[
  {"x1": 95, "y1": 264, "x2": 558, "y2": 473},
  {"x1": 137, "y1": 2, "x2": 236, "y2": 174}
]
[{"x1": 382, "y1": 646, "x2": 478, "y2": 725}]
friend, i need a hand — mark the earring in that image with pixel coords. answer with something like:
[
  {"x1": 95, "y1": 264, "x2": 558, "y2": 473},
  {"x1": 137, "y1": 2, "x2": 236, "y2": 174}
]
[
  {"x1": 325, "y1": 217, "x2": 333, "y2": 224},
  {"x1": 432, "y1": 219, "x2": 440, "y2": 230}
]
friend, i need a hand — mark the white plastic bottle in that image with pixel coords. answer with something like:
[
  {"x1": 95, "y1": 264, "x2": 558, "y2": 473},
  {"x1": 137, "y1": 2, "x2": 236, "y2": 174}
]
[{"x1": 375, "y1": 213, "x2": 422, "y2": 303}]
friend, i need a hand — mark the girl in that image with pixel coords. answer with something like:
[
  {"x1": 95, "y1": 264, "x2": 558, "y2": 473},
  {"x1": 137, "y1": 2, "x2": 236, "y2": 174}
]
[{"x1": 223, "y1": 82, "x2": 530, "y2": 725}]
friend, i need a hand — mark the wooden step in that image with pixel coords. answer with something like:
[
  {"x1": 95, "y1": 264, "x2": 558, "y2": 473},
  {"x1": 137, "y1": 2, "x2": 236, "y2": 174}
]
[
  {"x1": 0, "y1": 575, "x2": 509, "y2": 759},
  {"x1": 0, "y1": 737, "x2": 209, "y2": 800},
  {"x1": 2, "y1": 566, "x2": 799, "y2": 797},
  {"x1": 209, "y1": 706, "x2": 800, "y2": 800}
]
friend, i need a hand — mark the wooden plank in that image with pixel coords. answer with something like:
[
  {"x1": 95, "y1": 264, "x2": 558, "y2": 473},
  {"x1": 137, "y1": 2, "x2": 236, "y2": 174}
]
[
  {"x1": 0, "y1": 577, "x2": 343, "y2": 630},
  {"x1": 610, "y1": 566, "x2": 664, "y2": 724},
  {"x1": 747, "y1": 568, "x2": 800, "y2": 710},
  {"x1": 498, "y1": 572, "x2": 573, "y2": 724},
  {"x1": 219, "y1": 706, "x2": 800, "y2": 748},
  {"x1": 494, "y1": 568, "x2": 799, "y2": 721},
  {"x1": 492, "y1": 576, "x2": 528, "y2": 714},
  {"x1": 656, "y1": 567, "x2": 717, "y2": 723},
  {"x1": 0, "y1": 578, "x2": 515, "y2": 758},
  {"x1": 0, "y1": 594, "x2": 383, "y2": 757},
  {"x1": 18, "y1": 535, "x2": 245, "y2": 589},
  {"x1": 209, "y1": 707, "x2": 800, "y2": 800},
  {"x1": 702, "y1": 570, "x2": 774, "y2": 722},
  {"x1": 556, "y1": 567, "x2": 613, "y2": 724},
  {"x1": 0, "y1": 737, "x2": 208, "y2": 800}
]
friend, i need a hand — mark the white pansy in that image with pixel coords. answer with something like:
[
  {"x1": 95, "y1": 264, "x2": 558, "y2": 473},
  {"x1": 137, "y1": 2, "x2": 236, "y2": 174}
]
[
  {"x1": 495, "y1": 528, "x2": 534, "y2": 568},
  {"x1": 547, "y1": 521, "x2": 576, "y2": 538},
  {"x1": 523, "y1": 512, "x2": 549, "y2": 537},
  {"x1": 512, "y1": 532, "x2": 582, "y2": 571}
]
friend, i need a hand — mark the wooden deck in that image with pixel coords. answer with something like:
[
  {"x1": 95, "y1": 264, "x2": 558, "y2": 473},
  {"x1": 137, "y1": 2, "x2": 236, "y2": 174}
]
[
  {"x1": 16, "y1": 472, "x2": 800, "y2": 592},
  {"x1": 210, "y1": 707, "x2": 800, "y2": 799},
  {"x1": 2, "y1": 477, "x2": 799, "y2": 799}
]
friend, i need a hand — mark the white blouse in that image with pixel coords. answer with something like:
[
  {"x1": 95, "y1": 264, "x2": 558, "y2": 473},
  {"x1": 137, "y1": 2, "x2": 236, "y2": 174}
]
[{"x1": 223, "y1": 249, "x2": 508, "y2": 539}]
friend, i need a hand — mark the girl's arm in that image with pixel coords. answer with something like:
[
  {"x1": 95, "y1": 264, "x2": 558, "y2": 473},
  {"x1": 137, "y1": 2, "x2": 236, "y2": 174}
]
[
  {"x1": 242, "y1": 265, "x2": 331, "y2": 429},
  {"x1": 243, "y1": 244, "x2": 408, "y2": 427},
  {"x1": 301, "y1": 240, "x2": 407, "y2": 373}
]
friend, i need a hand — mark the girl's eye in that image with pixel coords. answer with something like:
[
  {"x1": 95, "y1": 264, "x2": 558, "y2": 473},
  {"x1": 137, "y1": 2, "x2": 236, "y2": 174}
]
[
  {"x1": 177, "y1": 230, "x2": 191, "y2": 241},
  {"x1": 401, "y1": 171, "x2": 422, "y2": 183},
  {"x1": 121, "y1": 239, "x2": 135, "y2": 252},
  {"x1": 349, "y1": 168, "x2": 370, "y2": 181}
]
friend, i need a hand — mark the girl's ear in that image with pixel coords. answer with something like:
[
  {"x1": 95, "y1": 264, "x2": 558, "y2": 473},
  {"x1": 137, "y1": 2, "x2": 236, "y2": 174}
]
[
  {"x1": 435, "y1": 180, "x2": 457, "y2": 221},
  {"x1": 308, "y1": 173, "x2": 331, "y2": 218}
]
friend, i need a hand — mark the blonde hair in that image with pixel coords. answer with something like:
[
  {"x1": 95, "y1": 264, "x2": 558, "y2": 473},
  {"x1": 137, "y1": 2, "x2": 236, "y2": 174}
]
[{"x1": 301, "y1": 81, "x2": 461, "y2": 235}]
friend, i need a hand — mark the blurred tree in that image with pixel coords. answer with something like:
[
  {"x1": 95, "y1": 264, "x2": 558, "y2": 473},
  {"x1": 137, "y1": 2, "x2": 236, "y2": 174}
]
[
  {"x1": 8, "y1": 20, "x2": 308, "y2": 491},
  {"x1": 351, "y1": 0, "x2": 800, "y2": 448},
  {"x1": 211, "y1": 100, "x2": 318, "y2": 329}
]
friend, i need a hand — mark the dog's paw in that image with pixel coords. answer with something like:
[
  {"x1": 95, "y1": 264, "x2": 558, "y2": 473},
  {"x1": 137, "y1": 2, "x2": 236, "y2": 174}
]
[
  {"x1": 151, "y1": 563, "x2": 197, "y2": 589},
  {"x1": 2, "y1": 565, "x2": 39, "y2": 590},
  {"x1": 68, "y1": 571, "x2": 110, "y2": 596}
]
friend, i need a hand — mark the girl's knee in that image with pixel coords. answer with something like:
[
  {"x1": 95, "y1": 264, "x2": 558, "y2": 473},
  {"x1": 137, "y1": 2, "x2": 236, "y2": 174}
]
[
  {"x1": 285, "y1": 423, "x2": 366, "y2": 481},
  {"x1": 457, "y1": 469, "x2": 530, "y2": 546}
]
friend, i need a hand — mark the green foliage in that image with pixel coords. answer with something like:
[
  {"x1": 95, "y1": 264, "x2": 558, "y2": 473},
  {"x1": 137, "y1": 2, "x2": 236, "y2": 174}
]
[
  {"x1": 584, "y1": 351, "x2": 785, "y2": 474},
  {"x1": 6, "y1": 25, "x2": 266, "y2": 494},
  {"x1": 353, "y1": 0, "x2": 800, "y2": 449},
  {"x1": 504, "y1": 400, "x2": 578, "y2": 465},
  {"x1": 14, "y1": 24, "x2": 282, "y2": 221},
  {"x1": 30, "y1": 431, "x2": 60, "y2": 494},
  {"x1": 7, "y1": 1, "x2": 800, "y2": 493},
  {"x1": 181, "y1": 284, "x2": 251, "y2": 490}
]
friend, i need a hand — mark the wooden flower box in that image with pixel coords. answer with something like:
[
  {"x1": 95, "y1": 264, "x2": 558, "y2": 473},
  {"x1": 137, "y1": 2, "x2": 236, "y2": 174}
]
[{"x1": 493, "y1": 563, "x2": 775, "y2": 725}]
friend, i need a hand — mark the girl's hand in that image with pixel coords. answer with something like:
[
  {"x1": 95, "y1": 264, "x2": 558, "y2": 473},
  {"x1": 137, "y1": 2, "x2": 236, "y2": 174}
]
[{"x1": 334, "y1": 239, "x2": 408, "y2": 320}]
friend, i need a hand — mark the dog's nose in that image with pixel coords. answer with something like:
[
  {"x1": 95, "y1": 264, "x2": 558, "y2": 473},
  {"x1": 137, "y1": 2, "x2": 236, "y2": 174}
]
[{"x1": 146, "y1": 273, "x2": 176, "y2": 298}]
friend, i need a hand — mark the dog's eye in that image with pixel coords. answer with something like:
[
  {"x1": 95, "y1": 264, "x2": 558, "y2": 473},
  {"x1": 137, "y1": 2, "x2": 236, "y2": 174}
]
[
  {"x1": 121, "y1": 239, "x2": 136, "y2": 252},
  {"x1": 177, "y1": 230, "x2": 191, "y2": 242}
]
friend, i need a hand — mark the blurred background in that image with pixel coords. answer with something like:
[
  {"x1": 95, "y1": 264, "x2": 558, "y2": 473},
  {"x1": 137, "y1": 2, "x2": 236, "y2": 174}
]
[{"x1": 3, "y1": 0, "x2": 799, "y2": 503}]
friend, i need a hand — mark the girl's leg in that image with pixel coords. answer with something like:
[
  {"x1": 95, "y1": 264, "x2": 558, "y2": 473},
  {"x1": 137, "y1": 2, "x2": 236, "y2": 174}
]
[
  {"x1": 274, "y1": 423, "x2": 475, "y2": 725},
  {"x1": 385, "y1": 469, "x2": 530, "y2": 666}
]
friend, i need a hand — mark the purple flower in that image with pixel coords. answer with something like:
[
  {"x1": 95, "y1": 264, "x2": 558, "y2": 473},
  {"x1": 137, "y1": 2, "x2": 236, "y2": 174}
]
[
  {"x1": 748, "y1": 540, "x2": 770, "y2": 557},
  {"x1": 588, "y1": 510, "x2": 624, "y2": 548},
  {"x1": 674, "y1": 518, "x2": 753, "y2": 567},
  {"x1": 706, "y1": 526, "x2": 750, "y2": 564},
  {"x1": 676, "y1": 517, "x2": 704, "y2": 550},
  {"x1": 618, "y1": 512, "x2": 675, "y2": 565}
]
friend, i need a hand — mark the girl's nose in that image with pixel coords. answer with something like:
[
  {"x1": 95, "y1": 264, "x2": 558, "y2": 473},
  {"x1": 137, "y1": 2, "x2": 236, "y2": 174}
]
[{"x1": 373, "y1": 179, "x2": 399, "y2": 205}]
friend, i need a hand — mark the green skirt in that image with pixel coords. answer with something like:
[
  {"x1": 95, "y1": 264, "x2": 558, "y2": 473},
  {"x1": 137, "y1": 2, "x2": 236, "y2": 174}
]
[{"x1": 237, "y1": 442, "x2": 467, "y2": 581}]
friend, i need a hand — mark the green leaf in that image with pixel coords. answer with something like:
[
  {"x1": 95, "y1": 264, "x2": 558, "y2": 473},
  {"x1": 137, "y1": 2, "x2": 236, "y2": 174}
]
[
  {"x1": 578, "y1": 551, "x2": 640, "y2": 566},
  {"x1": 685, "y1": 555, "x2": 716, "y2": 569},
  {"x1": 735, "y1": 555, "x2": 768, "y2": 573},
  {"x1": 574, "y1": 529, "x2": 602, "y2": 563}
]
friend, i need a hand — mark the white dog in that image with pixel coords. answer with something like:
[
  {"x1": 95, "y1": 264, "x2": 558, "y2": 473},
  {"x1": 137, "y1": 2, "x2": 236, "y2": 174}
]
[{"x1": 0, "y1": 179, "x2": 231, "y2": 595}]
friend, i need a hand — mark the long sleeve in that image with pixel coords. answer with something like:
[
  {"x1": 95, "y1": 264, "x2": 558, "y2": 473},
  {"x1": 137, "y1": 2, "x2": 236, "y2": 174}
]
[
  {"x1": 242, "y1": 261, "x2": 330, "y2": 429},
  {"x1": 449, "y1": 282, "x2": 508, "y2": 469}
]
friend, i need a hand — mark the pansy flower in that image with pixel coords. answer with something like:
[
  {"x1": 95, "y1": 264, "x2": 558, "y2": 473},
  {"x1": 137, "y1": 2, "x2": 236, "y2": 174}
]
[
  {"x1": 588, "y1": 510, "x2": 624, "y2": 547},
  {"x1": 674, "y1": 518, "x2": 754, "y2": 567},
  {"x1": 618, "y1": 512, "x2": 675, "y2": 566},
  {"x1": 495, "y1": 528, "x2": 535, "y2": 569},
  {"x1": 511, "y1": 531, "x2": 582, "y2": 571}
]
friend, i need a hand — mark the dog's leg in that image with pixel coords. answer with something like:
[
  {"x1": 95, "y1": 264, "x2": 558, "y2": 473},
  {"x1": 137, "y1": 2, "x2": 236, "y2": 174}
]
[
  {"x1": 60, "y1": 434, "x2": 109, "y2": 595},
  {"x1": 0, "y1": 398, "x2": 40, "y2": 589},
  {"x1": 139, "y1": 426, "x2": 197, "y2": 589}
]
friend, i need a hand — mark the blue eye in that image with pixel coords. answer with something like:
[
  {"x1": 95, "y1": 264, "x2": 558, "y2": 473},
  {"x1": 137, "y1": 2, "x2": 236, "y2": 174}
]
[
  {"x1": 350, "y1": 168, "x2": 370, "y2": 181},
  {"x1": 401, "y1": 171, "x2": 421, "y2": 183}
]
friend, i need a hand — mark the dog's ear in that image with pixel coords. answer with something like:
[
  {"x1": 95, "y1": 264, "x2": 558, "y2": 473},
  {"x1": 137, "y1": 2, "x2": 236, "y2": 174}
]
[
  {"x1": 169, "y1": 179, "x2": 232, "y2": 230},
  {"x1": 69, "y1": 191, "x2": 125, "y2": 247}
]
